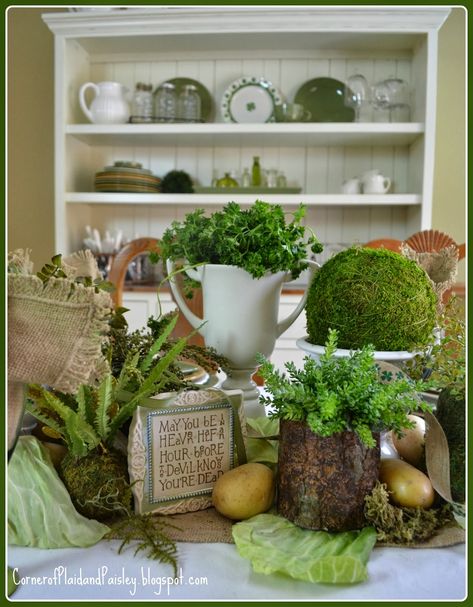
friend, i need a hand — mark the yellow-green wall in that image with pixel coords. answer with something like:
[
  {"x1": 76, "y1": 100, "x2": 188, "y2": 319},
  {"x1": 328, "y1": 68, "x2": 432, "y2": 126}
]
[
  {"x1": 7, "y1": 6, "x2": 467, "y2": 278},
  {"x1": 432, "y1": 6, "x2": 466, "y2": 281},
  {"x1": 7, "y1": 7, "x2": 61, "y2": 268}
]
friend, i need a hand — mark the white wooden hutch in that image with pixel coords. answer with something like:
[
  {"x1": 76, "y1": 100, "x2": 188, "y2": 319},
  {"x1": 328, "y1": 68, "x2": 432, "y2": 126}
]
[{"x1": 43, "y1": 6, "x2": 450, "y2": 367}]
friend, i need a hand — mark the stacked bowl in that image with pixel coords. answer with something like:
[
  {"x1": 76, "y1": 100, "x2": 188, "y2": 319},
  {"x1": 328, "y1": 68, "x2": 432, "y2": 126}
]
[{"x1": 94, "y1": 161, "x2": 161, "y2": 193}]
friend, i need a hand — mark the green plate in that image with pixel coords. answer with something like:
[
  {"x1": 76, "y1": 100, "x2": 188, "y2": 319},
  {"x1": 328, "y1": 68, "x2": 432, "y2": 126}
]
[
  {"x1": 156, "y1": 77, "x2": 214, "y2": 122},
  {"x1": 294, "y1": 77, "x2": 355, "y2": 123}
]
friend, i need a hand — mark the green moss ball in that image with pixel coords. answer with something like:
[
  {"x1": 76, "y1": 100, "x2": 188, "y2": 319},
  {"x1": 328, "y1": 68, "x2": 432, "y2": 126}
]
[
  {"x1": 306, "y1": 247, "x2": 437, "y2": 351},
  {"x1": 60, "y1": 447, "x2": 131, "y2": 521}
]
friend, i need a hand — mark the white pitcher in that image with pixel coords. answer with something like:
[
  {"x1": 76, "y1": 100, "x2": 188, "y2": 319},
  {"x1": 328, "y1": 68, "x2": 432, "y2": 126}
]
[
  {"x1": 79, "y1": 81, "x2": 130, "y2": 124},
  {"x1": 362, "y1": 173, "x2": 391, "y2": 194},
  {"x1": 166, "y1": 261, "x2": 319, "y2": 417},
  {"x1": 360, "y1": 169, "x2": 391, "y2": 194}
]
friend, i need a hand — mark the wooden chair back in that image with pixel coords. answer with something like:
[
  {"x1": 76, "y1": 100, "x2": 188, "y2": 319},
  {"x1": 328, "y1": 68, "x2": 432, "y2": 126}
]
[
  {"x1": 363, "y1": 238, "x2": 402, "y2": 252},
  {"x1": 107, "y1": 237, "x2": 204, "y2": 345},
  {"x1": 364, "y1": 230, "x2": 465, "y2": 259}
]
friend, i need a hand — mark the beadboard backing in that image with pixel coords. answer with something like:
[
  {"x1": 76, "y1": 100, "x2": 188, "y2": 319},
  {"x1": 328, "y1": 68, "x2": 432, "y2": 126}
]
[{"x1": 44, "y1": 7, "x2": 447, "y2": 254}]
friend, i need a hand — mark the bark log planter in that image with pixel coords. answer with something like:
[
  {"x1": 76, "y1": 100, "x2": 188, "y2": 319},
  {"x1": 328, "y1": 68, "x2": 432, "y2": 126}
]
[{"x1": 277, "y1": 420, "x2": 380, "y2": 532}]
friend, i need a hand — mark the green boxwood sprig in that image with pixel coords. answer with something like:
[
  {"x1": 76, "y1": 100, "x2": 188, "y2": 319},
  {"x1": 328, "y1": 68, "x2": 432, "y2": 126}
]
[{"x1": 257, "y1": 329, "x2": 431, "y2": 448}]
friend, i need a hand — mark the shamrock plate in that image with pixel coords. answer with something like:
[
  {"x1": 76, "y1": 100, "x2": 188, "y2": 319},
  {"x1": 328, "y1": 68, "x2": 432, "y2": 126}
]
[{"x1": 221, "y1": 76, "x2": 283, "y2": 123}]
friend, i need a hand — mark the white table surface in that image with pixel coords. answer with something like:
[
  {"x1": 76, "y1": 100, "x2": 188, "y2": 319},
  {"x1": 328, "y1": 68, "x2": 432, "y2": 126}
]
[{"x1": 8, "y1": 539, "x2": 466, "y2": 601}]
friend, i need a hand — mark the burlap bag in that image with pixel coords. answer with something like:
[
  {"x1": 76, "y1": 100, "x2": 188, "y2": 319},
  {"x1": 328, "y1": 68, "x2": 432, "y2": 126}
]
[
  {"x1": 401, "y1": 244, "x2": 459, "y2": 313},
  {"x1": 7, "y1": 251, "x2": 112, "y2": 450}
]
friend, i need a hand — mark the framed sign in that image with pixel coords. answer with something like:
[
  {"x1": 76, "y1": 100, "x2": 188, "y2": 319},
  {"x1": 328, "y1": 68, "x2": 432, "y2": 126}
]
[{"x1": 128, "y1": 388, "x2": 245, "y2": 514}]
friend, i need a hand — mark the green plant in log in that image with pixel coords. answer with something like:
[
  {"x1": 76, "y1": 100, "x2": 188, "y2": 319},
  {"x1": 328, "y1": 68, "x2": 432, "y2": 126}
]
[
  {"x1": 257, "y1": 329, "x2": 431, "y2": 448},
  {"x1": 305, "y1": 247, "x2": 437, "y2": 351}
]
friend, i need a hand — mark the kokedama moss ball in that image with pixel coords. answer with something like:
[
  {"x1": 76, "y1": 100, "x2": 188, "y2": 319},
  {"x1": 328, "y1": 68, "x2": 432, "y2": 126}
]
[
  {"x1": 60, "y1": 447, "x2": 132, "y2": 521},
  {"x1": 306, "y1": 247, "x2": 437, "y2": 351},
  {"x1": 160, "y1": 169, "x2": 194, "y2": 193}
]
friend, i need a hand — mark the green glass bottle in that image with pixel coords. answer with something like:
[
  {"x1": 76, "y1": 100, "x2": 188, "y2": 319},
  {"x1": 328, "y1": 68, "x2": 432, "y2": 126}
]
[
  {"x1": 251, "y1": 156, "x2": 261, "y2": 186},
  {"x1": 216, "y1": 172, "x2": 239, "y2": 188}
]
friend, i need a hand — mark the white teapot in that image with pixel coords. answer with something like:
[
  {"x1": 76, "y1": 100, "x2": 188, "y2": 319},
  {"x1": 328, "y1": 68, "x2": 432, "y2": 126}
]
[
  {"x1": 79, "y1": 81, "x2": 130, "y2": 124},
  {"x1": 361, "y1": 170, "x2": 391, "y2": 194}
]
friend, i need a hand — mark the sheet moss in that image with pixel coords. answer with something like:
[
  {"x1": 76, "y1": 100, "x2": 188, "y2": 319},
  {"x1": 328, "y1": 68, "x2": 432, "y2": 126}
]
[
  {"x1": 306, "y1": 247, "x2": 437, "y2": 351},
  {"x1": 364, "y1": 482, "x2": 453, "y2": 545},
  {"x1": 60, "y1": 447, "x2": 132, "y2": 521}
]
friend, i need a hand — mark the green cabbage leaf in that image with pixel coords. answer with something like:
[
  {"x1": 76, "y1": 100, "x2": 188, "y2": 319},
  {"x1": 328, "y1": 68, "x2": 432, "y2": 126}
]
[
  {"x1": 245, "y1": 416, "x2": 279, "y2": 465},
  {"x1": 8, "y1": 436, "x2": 110, "y2": 548},
  {"x1": 232, "y1": 513, "x2": 377, "y2": 584}
]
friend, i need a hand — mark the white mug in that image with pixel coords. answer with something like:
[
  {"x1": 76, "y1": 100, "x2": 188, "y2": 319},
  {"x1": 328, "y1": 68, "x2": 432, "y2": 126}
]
[
  {"x1": 363, "y1": 174, "x2": 391, "y2": 194},
  {"x1": 341, "y1": 178, "x2": 361, "y2": 194}
]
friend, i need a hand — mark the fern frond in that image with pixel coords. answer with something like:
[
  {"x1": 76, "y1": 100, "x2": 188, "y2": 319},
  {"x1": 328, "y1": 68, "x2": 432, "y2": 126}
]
[
  {"x1": 76, "y1": 384, "x2": 96, "y2": 426},
  {"x1": 28, "y1": 384, "x2": 100, "y2": 457},
  {"x1": 109, "y1": 514, "x2": 179, "y2": 577},
  {"x1": 37, "y1": 388, "x2": 78, "y2": 423},
  {"x1": 139, "y1": 335, "x2": 188, "y2": 395},
  {"x1": 139, "y1": 314, "x2": 178, "y2": 375},
  {"x1": 95, "y1": 374, "x2": 113, "y2": 441},
  {"x1": 115, "y1": 351, "x2": 140, "y2": 393},
  {"x1": 25, "y1": 400, "x2": 66, "y2": 440},
  {"x1": 64, "y1": 414, "x2": 100, "y2": 457},
  {"x1": 108, "y1": 336, "x2": 188, "y2": 441}
]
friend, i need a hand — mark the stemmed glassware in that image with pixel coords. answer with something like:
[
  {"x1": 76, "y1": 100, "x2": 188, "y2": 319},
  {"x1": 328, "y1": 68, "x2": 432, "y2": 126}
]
[
  {"x1": 344, "y1": 72, "x2": 371, "y2": 122},
  {"x1": 371, "y1": 79, "x2": 392, "y2": 121},
  {"x1": 385, "y1": 77, "x2": 410, "y2": 121},
  {"x1": 372, "y1": 77, "x2": 410, "y2": 122}
]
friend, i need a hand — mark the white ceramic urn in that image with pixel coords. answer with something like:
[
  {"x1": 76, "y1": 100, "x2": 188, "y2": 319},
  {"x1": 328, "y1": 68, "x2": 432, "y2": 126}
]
[{"x1": 167, "y1": 261, "x2": 319, "y2": 416}]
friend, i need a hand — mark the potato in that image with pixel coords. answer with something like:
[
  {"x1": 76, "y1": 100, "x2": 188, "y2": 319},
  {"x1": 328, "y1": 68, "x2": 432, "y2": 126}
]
[
  {"x1": 379, "y1": 458, "x2": 434, "y2": 509},
  {"x1": 391, "y1": 414, "x2": 426, "y2": 467},
  {"x1": 42, "y1": 441, "x2": 68, "y2": 469},
  {"x1": 212, "y1": 463, "x2": 275, "y2": 520}
]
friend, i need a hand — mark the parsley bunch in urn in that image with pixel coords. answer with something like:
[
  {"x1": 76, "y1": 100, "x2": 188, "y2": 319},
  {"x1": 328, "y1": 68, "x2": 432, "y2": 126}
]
[{"x1": 160, "y1": 201, "x2": 323, "y2": 280}]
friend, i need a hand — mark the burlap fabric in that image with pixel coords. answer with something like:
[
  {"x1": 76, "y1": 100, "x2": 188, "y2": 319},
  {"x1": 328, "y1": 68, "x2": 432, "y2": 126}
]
[
  {"x1": 401, "y1": 244, "x2": 459, "y2": 313},
  {"x1": 8, "y1": 274, "x2": 111, "y2": 390},
  {"x1": 155, "y1": 508, "x2": 234, "y2": 543},
  {"x1": 114, "y1": 506, "x2": 463, "y2": 548},
  {"x1": 7, "y1": 252, "x2": 112, "y2": 450}
]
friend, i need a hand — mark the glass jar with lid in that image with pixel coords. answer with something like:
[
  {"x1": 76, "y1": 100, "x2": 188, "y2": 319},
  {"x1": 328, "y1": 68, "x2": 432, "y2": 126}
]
[
  {"x1": 154, "y1": 82, "x2": 177, "y2": 122},
  {"x1": 176, "y1": 84, "x2": 202, "y2": 123},
  {"x1": 131, "y1": 82, "x2": 153, "y2": 123}
]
